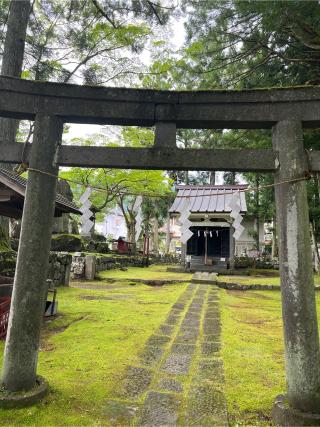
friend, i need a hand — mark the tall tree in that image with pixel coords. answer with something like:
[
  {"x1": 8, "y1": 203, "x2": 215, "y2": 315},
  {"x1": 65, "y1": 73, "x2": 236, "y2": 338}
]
[
  {"x1": 0, "y1": 0, "x2": 31, "y2": 249},
  {"x1": 0, "y1": 0, "x2": 31, "y2": 144}
]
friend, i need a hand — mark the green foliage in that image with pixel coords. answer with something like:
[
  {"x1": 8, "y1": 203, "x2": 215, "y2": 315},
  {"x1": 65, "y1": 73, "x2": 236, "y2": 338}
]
[
  {"x1": 6, "y1": 0, "x2": 176, "y2": 86},
  {"x1": 182, "y1": 0, "x2": 320, "y2": 88},
  {"x1": 61, "y1": 128, "x2": 173, "y2": 230}
]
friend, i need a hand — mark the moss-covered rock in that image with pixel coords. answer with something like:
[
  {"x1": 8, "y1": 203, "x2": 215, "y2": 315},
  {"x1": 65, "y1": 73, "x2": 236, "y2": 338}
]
[
  {"x1": 51, "y1": 234, "x2": 83, "y2": 252},
  {"x1": 86, "y1": 240, "x2": 109, "y2": 253}
]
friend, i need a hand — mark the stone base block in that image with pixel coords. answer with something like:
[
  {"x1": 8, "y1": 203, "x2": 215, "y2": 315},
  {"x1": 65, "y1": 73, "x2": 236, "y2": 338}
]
[
  {"x1": 272, "y1": 394, "x2": 320, "y2": 426},
  {"x1": 0, "y1": 376, "x2": 48, "y2": 409}
]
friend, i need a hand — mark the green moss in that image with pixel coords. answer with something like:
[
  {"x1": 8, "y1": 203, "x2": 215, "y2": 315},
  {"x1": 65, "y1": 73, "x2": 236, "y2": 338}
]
[
  {"x1": 221, "y1": 289, "x2": 320, "y2": 425},
  {"x1": 221, "y1": 290, "x2": 285, "y2": 425},
  {"x1": 0, "y1": 281, "x2": 187, "y2": 426},
  {"x1": 51, "y1": 233, "x2": 81, "y2": 240},
  {"x1": 98, "y1": 264, "x2": 192, "y2": 282},
  {"x1": 218, "y1": 273, "x2": 320, "y2": 286}
]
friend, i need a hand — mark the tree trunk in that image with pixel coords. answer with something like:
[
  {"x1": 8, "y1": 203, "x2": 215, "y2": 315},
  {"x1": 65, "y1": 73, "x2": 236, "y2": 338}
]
[
  {"x1": 0, "y1": 0, "x2": 31, "y2": 145},
  {"x1": 0, "y1": 0, "x2": 31, "y2": 251},
  {"x1": 255, "y1": 174, "x2": 260, "y2": 253},
  {"x1": 165, "y1": 214, "x2": 171, "y2": 254},
  {"x1": 209, "y1": 171, "x2": 216, "y2": 185},
  {"x1": 153, "y1": 217, "x2": 159, "y2": 254},
  {"x1": 271, "y1": 215, "x2": 278, "y2": 258}
]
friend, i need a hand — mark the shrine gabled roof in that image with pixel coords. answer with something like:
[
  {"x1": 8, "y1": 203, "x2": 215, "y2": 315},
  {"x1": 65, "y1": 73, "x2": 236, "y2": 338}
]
[
  {"x1": 0, "y1": 167, "x2": 81, "y2": 215},
  {"x1": 169, "y1": 185, "x2": 248, "y2": 214}
]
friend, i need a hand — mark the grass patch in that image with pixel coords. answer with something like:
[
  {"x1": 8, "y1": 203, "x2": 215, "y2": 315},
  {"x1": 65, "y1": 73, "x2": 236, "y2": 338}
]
[
  {"x1": 221, "y1": 289, "x2": 320, "y2": 426},
  {"x1": 98, "y1": 264, "x2": 192, "y2": 282},
  {"x1": 0, "y1": 281, "x2": 187, "y2": 426}
]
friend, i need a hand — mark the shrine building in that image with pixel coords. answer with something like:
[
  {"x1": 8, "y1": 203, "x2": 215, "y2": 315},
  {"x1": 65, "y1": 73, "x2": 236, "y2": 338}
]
[{"x1": 169, "y1": 185, "x2": 264, "y2": 271}]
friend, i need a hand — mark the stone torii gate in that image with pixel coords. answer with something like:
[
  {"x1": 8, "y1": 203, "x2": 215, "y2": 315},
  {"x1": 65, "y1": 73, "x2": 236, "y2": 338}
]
[{"x1": 1, "y1": 76, "x2": 320, "y2": 424}]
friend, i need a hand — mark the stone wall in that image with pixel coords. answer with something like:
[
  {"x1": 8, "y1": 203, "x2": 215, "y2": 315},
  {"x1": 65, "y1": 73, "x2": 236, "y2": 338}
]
[
  {"x1": 70, "y1": 253, "x2": 180, "y2": 280},
  {"x1": 47, "y1": 252, "x2": 72, "y2": 287},
  {"x1": 0, "y1": 250, "x2": 72, "y2": 287},
  {"x1": 70, "y1": 254, "x2": 145, "y2": 279},
  {"x1": 71, "y1": 254, "x2": 86, "y2": 279},
  {"x1": 0, "y1": 249, "x2": 180, "y2": 284}
]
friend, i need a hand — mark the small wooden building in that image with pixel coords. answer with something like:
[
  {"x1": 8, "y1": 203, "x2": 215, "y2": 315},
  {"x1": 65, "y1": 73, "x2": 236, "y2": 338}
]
[
  {"x1": 0, "y1": 168, "x2": 80, "y2": 219},
  {"x1": 169, "y1": 185, "x2": 263, "y2": 271}
]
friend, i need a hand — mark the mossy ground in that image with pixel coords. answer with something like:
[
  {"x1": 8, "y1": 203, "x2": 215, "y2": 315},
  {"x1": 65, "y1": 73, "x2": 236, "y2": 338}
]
[
  {"x1": 0, "y1": 272, "x2": 187, "y2": 426},
  {"x1": 98, "y1": 264, "x2": 193, "y2": 282},
  {"x1": 221, "y1": 288, "x2": 320, "y2": 426},
  {"x1": 1, "y1": 265, "x2": 320, "y2": 426},
  {"x1": 218, "y1": 272, "x2": 320, "y2": 286}
]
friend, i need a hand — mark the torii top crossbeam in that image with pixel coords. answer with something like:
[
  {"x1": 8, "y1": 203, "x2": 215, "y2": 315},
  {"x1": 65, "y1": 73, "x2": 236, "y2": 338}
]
[
  {"x1": 1, "y1": 75, "x2": 320, "y2": 173},
  {"x1": 0, "y1": 75, "x2": 320, "y2": 128}
]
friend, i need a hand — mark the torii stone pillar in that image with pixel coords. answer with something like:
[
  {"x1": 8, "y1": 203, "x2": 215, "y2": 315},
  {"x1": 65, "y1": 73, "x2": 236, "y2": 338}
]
[
  {"x1": 272, "y1": 120, "x2": 320, "y2": 424},
  {"x1": 1, "y1": 115, "x2": 63, "y2": 393}
]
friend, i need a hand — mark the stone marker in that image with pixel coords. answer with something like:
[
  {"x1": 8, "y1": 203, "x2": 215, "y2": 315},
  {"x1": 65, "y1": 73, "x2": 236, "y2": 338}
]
[{"x1": 84, "y1": 255, "x2": 96, "y2": 280}]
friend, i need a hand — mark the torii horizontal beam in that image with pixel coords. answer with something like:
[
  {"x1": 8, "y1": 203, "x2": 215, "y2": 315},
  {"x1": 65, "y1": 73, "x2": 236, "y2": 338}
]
[
  {"x1": 3, "y1": 142, "x2": 320, "y2": 173},
  {"x1": 1, "y1": 142, "x2": 279, "y2": 171},
  {"x1": 1, "y1": 76, "x2": 320, "y2": 128}
]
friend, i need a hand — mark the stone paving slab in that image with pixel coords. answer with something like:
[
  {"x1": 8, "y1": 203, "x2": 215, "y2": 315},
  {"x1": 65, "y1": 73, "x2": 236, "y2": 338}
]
[
  {"x1": 203, "y1": 320, "x2": 221, "y2": 335},
  {"x1": 193, "y1": 297, "x2": 204, "y2": 303},
  {"x1": 188, "y1": 304, "x2": 204, "y2": 311},
  {"x1": 138, "y1": 391, "x2": 181, "y2": 427},
  {"x1": 171, "y1": 343, "x2": 196, "y2": 355},
  {"x1": 207, "y1": 297, "x2": 219, "y2": 302},
  {"x1": 146, "y1": 334, "x2": 171, "y2": 348},
  {"x1": 172, "y1": 302, "x2": 185, "y2": 310},
  {"x1": 204, "y1": 317, "x2": 221, "y2": 328},
  {"x1": 171, "y1": 308, "x2": 184, "y2": 315},
  {"x1": 175, "y1": 328, "x2": 199, "y2": 343},
  {"x1": 138, "y1": 345, "x2": 164, "y2": 367},
  {"x1": 161, "y1": 354, "x2": 193, "y2": 375},
  {"x1": 205, "y1": 309, "x2": 220, "y2": 318},
  {"x1": 185, "y1": 385, "x2": 228, "y2": 426},
  {"x1": 185, "y1": 309, "x2": 201, "y2": 318},
  {"x1": 202, "y1": 342, "x2": 221, "y2": 356},
  {"x1": 120, "y1": 366, "x2": 152, "y2": 399},
  {"x1": 155, "y1": 377, "x2": 183, "y2": 393},
  {"x1": 203, "y1": 332, "x2": 221, "y2": 342},
  {"x1": 207, "y1": 301, "x2": 219, "y2": 309},
  {"x1": 166, "y1": 314, "x2": 181, "y2": 325},
  {"x1": 157, "y1": 324, "x2": 175, "y2": 336},
  {"x1": 181, "y1": 318, "x2": 200, "y2": 329}
]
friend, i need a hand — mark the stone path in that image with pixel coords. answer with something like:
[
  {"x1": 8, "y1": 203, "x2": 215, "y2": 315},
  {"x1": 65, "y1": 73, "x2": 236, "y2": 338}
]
[{"x1": 105, "y1": 283, "x2": 228, "y2": 426}]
